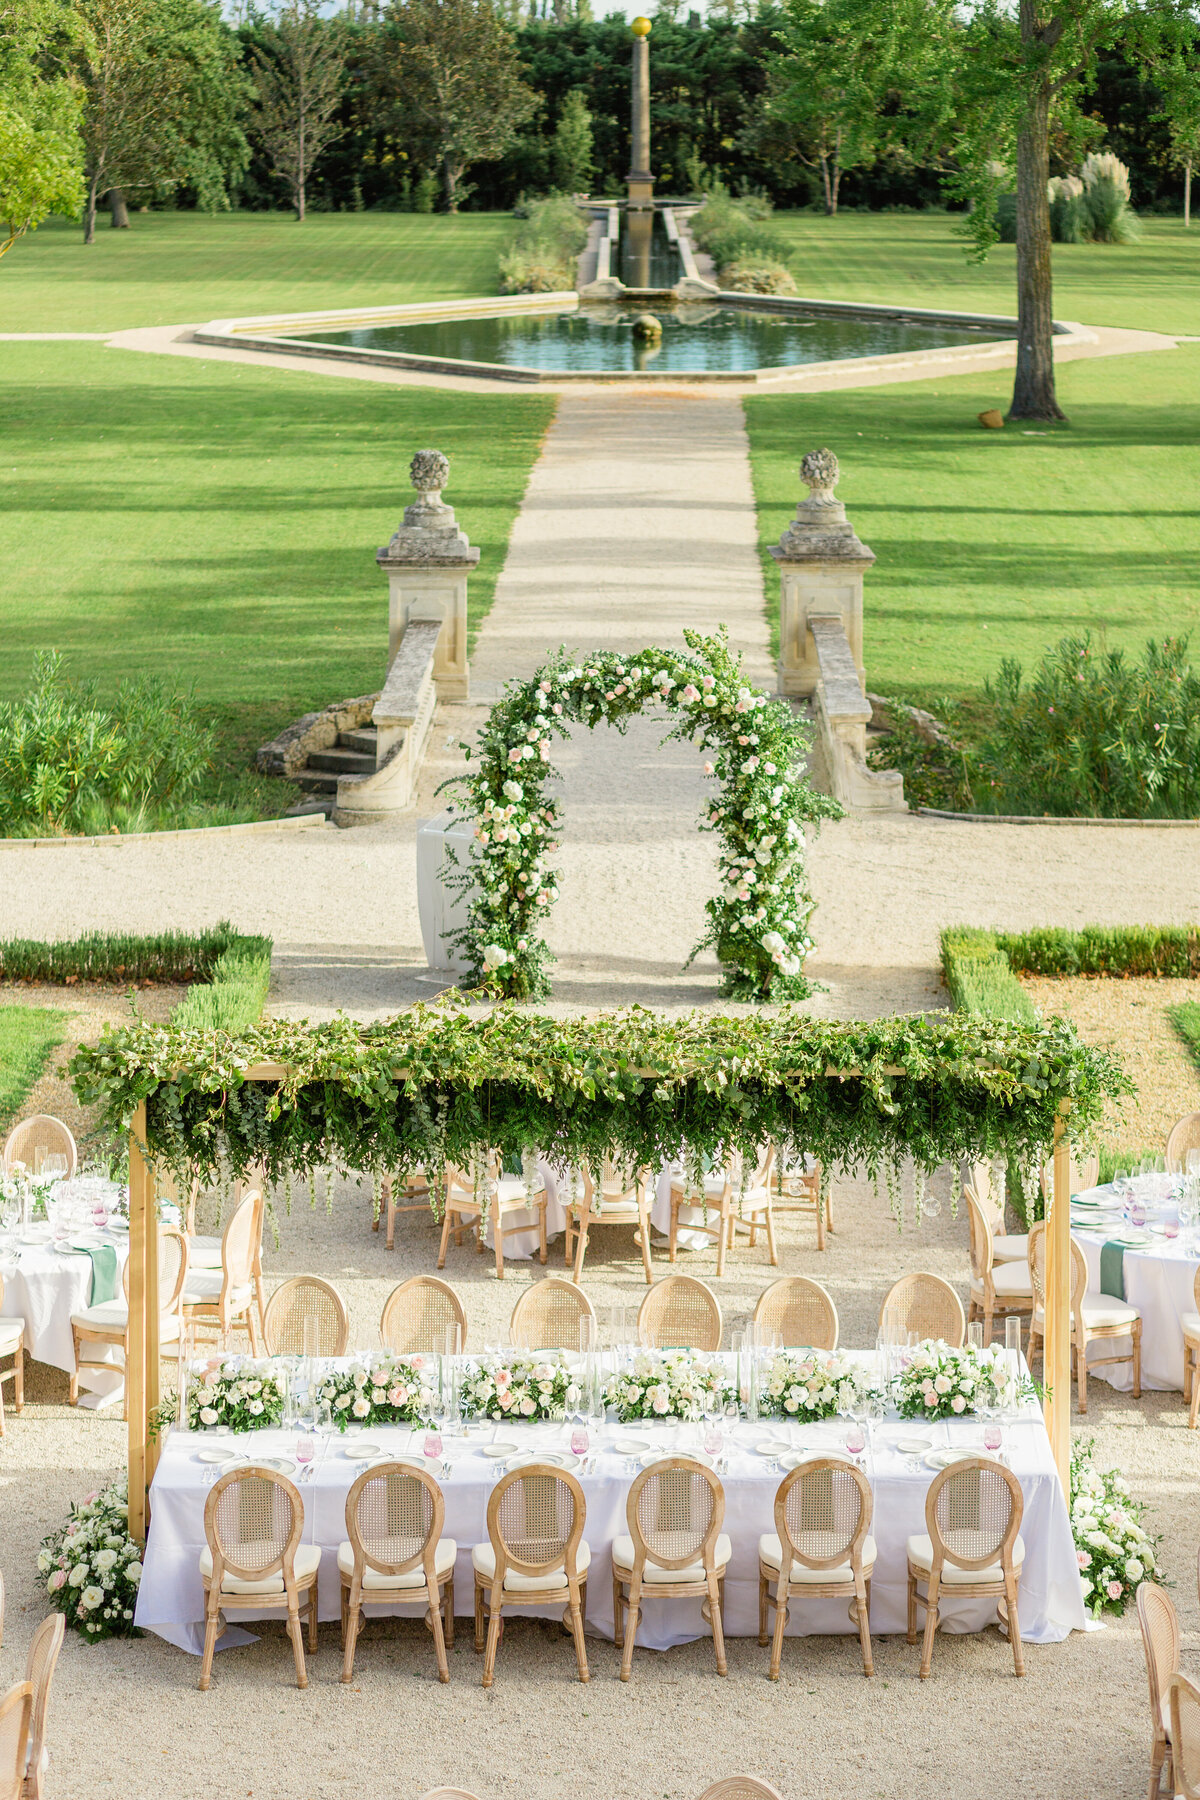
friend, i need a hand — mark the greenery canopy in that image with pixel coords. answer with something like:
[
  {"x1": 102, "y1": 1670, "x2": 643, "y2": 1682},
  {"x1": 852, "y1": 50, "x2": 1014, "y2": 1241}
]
[{"x1": 71, "y1": 1005, "x2": 1132, "y2": 1206}]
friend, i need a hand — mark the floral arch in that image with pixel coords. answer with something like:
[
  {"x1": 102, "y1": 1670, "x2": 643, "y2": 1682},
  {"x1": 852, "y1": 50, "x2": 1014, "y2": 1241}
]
[{"x1": 445, "y1": 630, "x2": 840, "y2": 1002}]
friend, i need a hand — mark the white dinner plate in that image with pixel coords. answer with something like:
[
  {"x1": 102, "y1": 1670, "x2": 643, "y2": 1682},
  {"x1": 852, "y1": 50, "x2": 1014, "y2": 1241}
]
[
  {"x1": 1109, "y1": 1232, "x2": 1150, "y2": 1247},
  {"x1": 613, "y1": 1437, "x2": 662, "y2": 1457},
  {"x1": 895, "y1": 1437, "x2": 933, "y2": 1455},
  {"x1": 482, "y1": 1441, "x2": 521, "y2": 1459},
  {"x1": 755, "y1": 1440, "x2": 791, "y2": 1458},
  {"x1": 255, "y1": 1456, "x2": 297, "y2": 1476},
  {"x1": 196, "y1": 1448, "x2": 246, "y2": 1466},
  {"x1": 924, "y1": 1448, "x2": 976, "y2": 1472},
  {"x1": 507, "y1": 1450, "x2": 570, "y2": 1471},
  {"x1": 390, "y1": 1453, "x2": 447, "y2": 1478},
  {"x1": 779, "y1": 1448, "x2": 856, "y2": 1471},
  {"x1": 342, "y1": 1442, "x2": 382, "y2": 1459},
  {"x1": 638, "y1": 1448, "x2": 714, "y2": 1470}
]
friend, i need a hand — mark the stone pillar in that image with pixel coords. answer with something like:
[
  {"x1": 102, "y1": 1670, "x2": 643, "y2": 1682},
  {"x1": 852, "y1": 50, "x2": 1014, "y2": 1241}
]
[
  {"x1": 770, "y1": 448, "x2": 875, "y2": 698},
  {"x1": 627, "y1": 18, "x2": 653, "y2": 209},
  {"x1": 376, "y1": 449, "x2": 478, "y2": 702}
]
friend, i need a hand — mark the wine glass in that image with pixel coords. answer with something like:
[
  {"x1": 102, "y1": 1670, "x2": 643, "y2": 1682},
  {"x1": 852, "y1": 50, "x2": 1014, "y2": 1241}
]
[
  {"x1": 844, "y1": 1423, "x2": 866, "y2": 1458},
  {"x1": 983, "y1": 1423, "x2": 1003, "y2": 1458},
  {"x1": 722, "y1": 1398, "x2": 739, "y2": 1464},
  {"x1": 570, "y1": 1423, "x2": 589, "y2": 1461}
]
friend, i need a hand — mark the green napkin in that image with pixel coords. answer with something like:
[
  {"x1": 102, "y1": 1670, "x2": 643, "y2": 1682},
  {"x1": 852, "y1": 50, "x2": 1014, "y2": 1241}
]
[
  {"x1": 1099, "y1": 1241, "x2": 1126, "y2": 1302},
  {"x1": 69, "y1": 1242, "x2": 120, "y2": 1306}
]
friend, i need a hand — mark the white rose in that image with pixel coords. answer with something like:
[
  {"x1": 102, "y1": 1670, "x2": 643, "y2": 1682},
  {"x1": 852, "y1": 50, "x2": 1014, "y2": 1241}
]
[
  {"x1": 80, "y1": 1586, "x2": 104, "y2": 1612},
  {"x1": 352, "y1": 1396, "x2": 371, "y2": 1418},
  {"x1": 1125, "y1": 1558, "x2": 1144, "y2": 1582},
  {"x1": 199, "y1": 1407, "x2": 218, "y2": 1426},
  {"x1": 248, "y1": 1399, "x2": 264, "y2": 1415},
  {"x1": 933, "y1": 1374, "x2": 952, "y2": 1395},
  {"x1": 335, "y1": 1393, "x2": 352, "y2": 1410},
  {"x1": 519, "y1": 1397, "x2": 535, "y2": 1416},
  {"x1": 68, "y1": 1564, "x2": 88, "y2": 1587},
  {"x1": 127, "y1": 1561, "x2": 143, "y2": 1584},
  {"x1": 482, "y1": 943, "x2": 510, "y2": 971},
  {"x1": 950, "y1": 1395, "x2": 966, "y2": 1412},
  {"x1": 94, "y1": 1549, "x2": 118, "y2": 1572}
]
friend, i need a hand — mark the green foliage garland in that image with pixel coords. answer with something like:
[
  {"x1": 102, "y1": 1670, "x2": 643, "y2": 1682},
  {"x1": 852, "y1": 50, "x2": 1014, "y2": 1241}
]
[
  {"x1": 70, "y1": 1006, "x2": 1132, "y2": 1222},
  {"x1": 443, "y1": 629, "x2": 840, "y2": 1003}
]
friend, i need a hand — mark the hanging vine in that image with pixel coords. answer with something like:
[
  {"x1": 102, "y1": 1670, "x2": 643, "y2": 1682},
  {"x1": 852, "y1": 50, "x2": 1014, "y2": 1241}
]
[{"x1": 441, "y1": 627, "x2": 841, "y2": 1002}]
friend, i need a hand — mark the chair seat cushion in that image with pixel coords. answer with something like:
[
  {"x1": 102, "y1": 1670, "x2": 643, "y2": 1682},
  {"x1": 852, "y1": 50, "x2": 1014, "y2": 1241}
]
[
  {"x1": 70, "y1": 1299, "x2": 180, "y2": 1337},
  {"x1": 199, "y1": 1541, "x2": 321, "y2": 1595},
  {"x1": 183, "y1": 1273, "x2": 253, "y2": 1307},
  {"x1": 1080, "y1": 1294, "x2": 1141, "y2": 1329},
  {"x1": 758, "y1": 1533, "x2": 876, "y2": 1582},
  {"x1": 0, "y1": 1317, "x2": 25, "y2": 1352},
  {"x1": 611, "y1": 1533, "x2": 732, "y2": 1583},
  {"x1": 992, "y1": 1234, "x2": 1029, "y2": 1264},
  {"x1": 906, "y1": 1533, "x2": 1025, "y2": 1584},
  {"x1": 337, "y1": 1537, "x2": 456, "y2": 1590},
  {"x1": 471, "y1": 1539, "x2": 591, "y2": 1592},
  {"x1": 970, "y1": 1263, "x2": 1033, "y2": 1299},
  {"x1": 1182, "y1": 1310, "x2": 1200, "y2": 1344},
  {"x1": 187, "y1": 1235, "x2": 223, "y2": 1269}
]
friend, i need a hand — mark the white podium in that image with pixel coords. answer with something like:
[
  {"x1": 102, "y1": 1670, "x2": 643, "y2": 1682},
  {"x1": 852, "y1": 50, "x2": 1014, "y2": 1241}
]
[{"x1": 416, "y1": 809, "x2": 476, "y2": 975}]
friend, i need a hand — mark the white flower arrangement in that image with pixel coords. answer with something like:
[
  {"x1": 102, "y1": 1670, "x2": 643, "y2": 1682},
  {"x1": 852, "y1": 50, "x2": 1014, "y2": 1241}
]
[
  {"x1": 315, "y1": 1354, "x2": 438, "y2": 1430},
  {"x1": 460, "y1": 1352, "x2": 577, "y2": 1423},
  {"x1": 0, "y1": 1163, "x2": 58, "y2": 1221},
  {"x1": 759, "y1": 1349, "x2": 878, "y2": 1421},
  {"x1": 39, "y1": 1478, "x2": 142, "y2": 1641},
  {"x1": 893, "y1": 1341, "x2": 1034, "y2": 1422},
  {"x1": 1071, "y1": 1438, "x2": 1159, "y2": 1617},
  {"x1": 446, "y1": 632, "x2": 835, "y2": 1002},
  {"x1": 602, "y1": 1350, "x2": 731, "y2": 1423},
  {"x1": 187, "y1": 1358, "x2": 286, "y2": 1433}
]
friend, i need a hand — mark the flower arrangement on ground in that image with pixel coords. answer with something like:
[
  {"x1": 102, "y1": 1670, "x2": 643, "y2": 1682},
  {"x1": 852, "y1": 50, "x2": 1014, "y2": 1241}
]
[
  {"x1": 460, "y1": 1352, "x2": 577, "y2": 1422},
  {"x1": 603, "y1": 1350, "x2": 731, "y2": 1423},
  {"x1": 1071, "y1": 1438, "x2": 1160, "y2": 1618},
  {"x1": 444, "y1": 628, "x2": 839, "y2": 1002},
  {"x1": 187, "y1": 1358, "x2": 287, "y2": 1432},
  {"x1": 893, "y1": 1342, "x2": 1035, "y2": 1421},
  {"x1": 39, "y1": 1478, "x2": 141, "y2": 1641},
  {"x1": 759, "y1": 1349, "x2": 877, "y2": 1421},
  {"x1": 315, "y1": 1354, "x2": 438, "y2": 1429}
]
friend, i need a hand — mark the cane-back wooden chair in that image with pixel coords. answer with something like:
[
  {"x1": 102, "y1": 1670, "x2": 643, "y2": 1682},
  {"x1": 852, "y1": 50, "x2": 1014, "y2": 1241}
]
[
  {"x1": 439, "y1": 1158, "x2": 547, "y2": 1282},
  {"x1": 695, "y1": 1778, "x2": 784, "y2": 1800},
  {"x1": 0, "y1": 1681, "x2": 32, "y2": 1800},
  {"x1": 1027, "y1": 1222, "x2": 1142, "y2": 1413},
  {"x1": 962, "y1": 1161, "x2": 1027, "y2": 1265},
  {"x1": 906, "y1": 1456, "x2": 1025, "y2": 1680},
  {"x1": 668, "y1": 1144, "x2": 778, "y2": 1276},
  {"x1": 1, "y1": 1117, "x2": 75, "y2": 1179},
  {"x1": 472, "y1": 1466, "x2": 590, "y2": 1687},
  {"x1": 263, "y1": 1276, "x2": 350, "y2": 1358},
  {"x1": 879, "y1": 1273, "x2": 965, "y2": 1348},
  {"x1": 564, "y1": 1159, "x2": 654, "y2": 1285},
  {"x1": 1170, "y1": 1672, "x2": 1200, "y2": 1800},
  {"x1": 965, "y1": 1193, "x2": 1033, "y2": 1345},
  {"x1": 758, "y1": 1458, "x2": 875, "y2": 1679},
  {"x1": 509, "y1": 1279, "x2": 597, "y2": 1352},
  {"x1": 182, "y1": 1189, "x2": 264, "y2": 1352},
  {"x1": 0, "y1": 1277, "x2": 24, "y2": 1437},
  {"x1": 20, "y1": 1612, "x2": 64, "y2": 1800},
  {"x1": 753, "y1": 1277, "x2": 838, "y2": 1351},
  {"x1": 380, "y1": 1276, "x2": 467, "y2": 1357},
  {"x1": 69, "y1": 1226, "x2": 188, "y2": 1419},
  {"x1": 1137, "y1": 1581, "x2": 1179, "y2": 1800},
  {"x1": 638, "y1": 1275, "x2": 722, "y2": 1353},
  {"x1": 613, "y1": 1459, "x2": 730, "y2": 1681},
  {"x1": 198, "y1": 1466, "x2": 320, "y2": 1691},
  {"x1": 340, "y1": 1463, "x2": 456, "y2": 1684}
]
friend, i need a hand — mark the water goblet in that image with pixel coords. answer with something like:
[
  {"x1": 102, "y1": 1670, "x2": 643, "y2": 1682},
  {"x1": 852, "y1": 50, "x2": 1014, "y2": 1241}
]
[
  {"x1": 967, "y1": 1321, "x2": 984, "y2": 1351},
  {"x1": 844, "y1": 1424, "x2": 866, "y2": 1459},
  {"x1": 295, "y1": 1435, "x2": 314, "y2": 1475},
  {"x1": 424, "y1": 1428, "x2": 443, "y2": 1468},
  {"x1": 983, "y1": 1424, "x2": 1003, "y2": 1459},
  {"x1": 570, "y1": 1424, "x2": 589, "y2": 1462}
]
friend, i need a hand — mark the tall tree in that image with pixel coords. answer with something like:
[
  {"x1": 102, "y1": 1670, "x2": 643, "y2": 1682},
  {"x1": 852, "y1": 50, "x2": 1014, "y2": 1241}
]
[
  {"x1": 551, "y1": 86, "x2": 592, "y2": 191},
  {"x1": 249, "y1": 1, "x2": 348, "y2": 220},
  {"x1": 75, "y1": 0, "x2": 249, "y2": 242},
  {"x1": 0, "y1": 0, "x2": 85, "y2": 258},
  {"x1": 374, "y1": 0, "x2": 537, "y2": 210},
  {"x1": 909, "y1": 0, "x2": 1200, "y2": 420}
]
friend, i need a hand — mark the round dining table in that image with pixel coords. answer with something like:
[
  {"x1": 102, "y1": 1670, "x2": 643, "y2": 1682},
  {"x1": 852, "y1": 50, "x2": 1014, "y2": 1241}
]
[
  {"x1": 0, "y1": 1177, "x2": 130, "y2": 1406},
  {"x1": 1071, "y1": 1181, "x2": 1199, "y2": 1392}
]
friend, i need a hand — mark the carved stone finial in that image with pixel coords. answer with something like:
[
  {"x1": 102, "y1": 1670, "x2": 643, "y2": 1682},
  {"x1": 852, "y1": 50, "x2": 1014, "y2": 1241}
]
[
  {"x1": 769, "y1": 446, "x2": 874, "y2": 566},
  {"x1": 800, "y1": 447, "x2": 839, "y2": 507},
  {"x1": 410, "y1": 448, "x2": 449, "y2": 495},
  {"x1": 378, "y1": 447, "x2": 479, "y2": 567}
]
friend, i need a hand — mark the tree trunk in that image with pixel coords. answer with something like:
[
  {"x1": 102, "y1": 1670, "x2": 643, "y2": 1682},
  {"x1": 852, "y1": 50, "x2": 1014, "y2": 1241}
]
[
  {"x1": 1010, "y1": 63, "x2": 1064, "y2": 422},
  {"x1": 296, "y1": 105, "x2": 306, "y2": 219},
  {"x1": 108, "y1": 189, "x2": 130, "y2": 229},
  {"x1": 443, "y1": 156, "x2": 461, "y2": 213},
  {"x1": 83, "y1": 173, "x2": 100, "y2": 245},
  {"x1": 818, "y1": 153, "x2": 833, "y2": 215},
  {"x1": 1186, "y1": 159, "x2": 1192, "y2": 229},
  {"x1": 830, "y1": 159, "x2": 841, "y2": 216}
]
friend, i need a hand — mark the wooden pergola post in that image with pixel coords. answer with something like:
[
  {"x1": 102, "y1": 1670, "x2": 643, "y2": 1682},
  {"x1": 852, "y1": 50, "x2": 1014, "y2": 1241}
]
[
  {"x1": 1042, "y1": 1104, "x2": 1072, "y2": 1494},
  {"x1": 127, "y1": 1104, "x2": 161, "y2": 1545}
]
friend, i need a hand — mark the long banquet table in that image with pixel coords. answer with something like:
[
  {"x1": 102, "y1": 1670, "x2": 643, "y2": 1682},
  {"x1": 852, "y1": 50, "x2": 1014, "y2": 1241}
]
[{"x1": 138, "y1": 1351, "x2": 1085, "y2": 1655}]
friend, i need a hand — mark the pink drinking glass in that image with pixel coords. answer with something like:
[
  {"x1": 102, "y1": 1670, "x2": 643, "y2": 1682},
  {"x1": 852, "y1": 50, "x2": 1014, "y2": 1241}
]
[
  {"x1": 704, "y1": 1427, "x2": 722, "y2": 1458},
  {"x1": 295, "y1": 1436, "x2": 314, "y2": 1467},
  {"x1": 424, "y1": 1430, "x2": 443, "y2": 1463},
  {"x1": 983, "y1": 1425, "x2": 1003, "y2": 1456},
  {"x1": 570, "y1": 1426, "x2": 589, "y2": 1459},
  {"x1": 844, "y1": 1426, "x2": 866, "y2": 1457}
]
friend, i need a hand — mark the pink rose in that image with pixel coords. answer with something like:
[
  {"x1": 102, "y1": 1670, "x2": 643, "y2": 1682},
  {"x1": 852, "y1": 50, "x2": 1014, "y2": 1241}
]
[
  {"x1": 950, "y1": 1395, "x2": 967, "y2": 1413},
  {"x1": 1107, "y1": 1580, "x2": 1123, "y2": 1599},
  {"x1": 48, "y1": 1571, "x2": 66, "y2": 1592},
  {"x1": 495, "y1": 1369, "x2": 511, "y2": 1388},
  {"x1": 81, "y1": 1491, "x2": 99, "y2": 1505},
  {"x1": 498, "y1": 1391, "x2": 514, "y2": 1410},
  {"x1": 387, "y1": 1386, "x2": 404, "y2": 1406}
]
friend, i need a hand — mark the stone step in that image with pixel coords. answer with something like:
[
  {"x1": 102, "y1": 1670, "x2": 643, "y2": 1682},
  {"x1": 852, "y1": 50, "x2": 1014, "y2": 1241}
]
[
  {"x1": 306, "y1": 747, "x2": 376, "y2": 774},
  {"x1": 294, "y1": 770, "x2": 339, "y2": 795},
  {"x1": 338, "y1": 726, "x2": 377, "y2": 754}
]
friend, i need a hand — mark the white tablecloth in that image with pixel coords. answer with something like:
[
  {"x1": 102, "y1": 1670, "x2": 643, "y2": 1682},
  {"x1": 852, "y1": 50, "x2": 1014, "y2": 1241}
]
[
  {"x1": 138, "y1": 1353, "x2": 1083, "y2": 1656},
  {"x1": 0, "y1": 1224, "x2": 129, "y2": 1383},
  {"x1": 1074, "y1": 1185, "x2": 1198, "y2": 1392}
]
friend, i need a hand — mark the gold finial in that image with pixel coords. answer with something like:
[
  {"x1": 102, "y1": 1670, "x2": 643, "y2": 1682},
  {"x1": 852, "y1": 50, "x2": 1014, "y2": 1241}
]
[{"x1": 631, "y1": 15, "x2": 651, "y2": 34}]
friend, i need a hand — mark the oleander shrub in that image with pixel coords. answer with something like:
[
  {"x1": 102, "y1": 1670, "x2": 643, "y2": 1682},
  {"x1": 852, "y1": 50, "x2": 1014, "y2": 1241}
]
[
  {"x1": 0, "y1": 653, "x2": 213, "y2": 837},
  {"x1": 972, "y1": 634, "x2": 1200, "y2": 819}
]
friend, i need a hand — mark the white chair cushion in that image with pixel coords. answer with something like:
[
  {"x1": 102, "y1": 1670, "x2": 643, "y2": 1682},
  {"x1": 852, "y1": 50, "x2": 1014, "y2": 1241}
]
[
  {"x1": 906, "y1": 1532, "x2": 1024, "y2": 1584},
  {"x1": 993, "y1": 1234, "x2": 1029, "y2": 1264},
  {"x1": 337, "y1": 1537, "x2": 456, "y2": 1590},
  {"x1": 970, "y1": 1262, "x2": 1032, "y2": 1299},
  {"x1": 70, "y1": 1300, "x2": 180, "y2": 1339},
  {"x1": 496, "y1": 1175, "x2": 543, "y2": 1204},
  {"x1": 1080, "y1": 1294, "x2": 1140, "y2": 1329},
  {"x1": 670, "y1": 1176, "x2": 728, "y2": 1200},
  {"x1": 471, "y1": 1539, "x2": 591, "y2": 1592},
  {"x1": 0, "y1": 1317, "x2": 25, "y2": 1352},
  {"x1": 199, "y1": 1541, "x2": 321, "y2": 1594},
  {"x1": 187, "y1": 1235, "x2": 223, "y2": 1269},
  {"x1": 611, "y1": 1533, "x2": 732, "y2": 1582},
  {"x1": 183, "y1": 1273, "x2": 253, "y2": 1307},
  {"x1": 1182, "y1": 1310, "x2": 1200, "y2": 1344},
  {"x1": 758, "y1": 1533, "x2": 876, "y2": 1582}
]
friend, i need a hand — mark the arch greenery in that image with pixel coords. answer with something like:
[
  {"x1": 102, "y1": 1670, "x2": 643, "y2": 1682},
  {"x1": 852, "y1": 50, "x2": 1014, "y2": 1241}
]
[
  {"x1": 71, "y1": 1006, "x2": 1131, "y2": 1224},
  {"x1": 442, "y1": 629, "x2": 840, "y2": 1003}
]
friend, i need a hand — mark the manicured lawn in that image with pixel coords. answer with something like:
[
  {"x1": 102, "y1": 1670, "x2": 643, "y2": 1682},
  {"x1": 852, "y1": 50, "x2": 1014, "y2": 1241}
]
[
  {"x1": 0, "y1": 1005, "x2": 69, "y2": 1129},
  {"x1": 745, "y1": 343, "x2": 1200, "y2": 701},
  {"x1": 0, "y1": 341, "x2": 552, "y2": 753},
  {"x1": 772, "y1": 211, "x2": 1200, "y2": 336},
  {"x1": 1, "y1": 211, "x2": 514, "y2": 332}
]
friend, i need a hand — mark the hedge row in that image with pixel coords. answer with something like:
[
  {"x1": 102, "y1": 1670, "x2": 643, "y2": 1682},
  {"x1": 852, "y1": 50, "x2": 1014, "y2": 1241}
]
[
  {"x1": 939, "y1": 928, "x2": 1037, "y2": 1024},
  {"x1": 996, "y1": 925, "x2": 1200, "y2": 979}
]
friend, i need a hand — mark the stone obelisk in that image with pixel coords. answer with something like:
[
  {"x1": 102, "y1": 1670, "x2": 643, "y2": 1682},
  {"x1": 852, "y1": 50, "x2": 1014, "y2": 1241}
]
[{"x1": 626, "y1": 17, "x2": 653, "y2": 210}]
